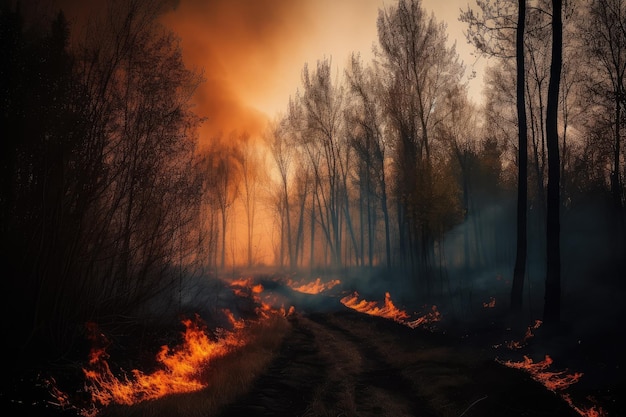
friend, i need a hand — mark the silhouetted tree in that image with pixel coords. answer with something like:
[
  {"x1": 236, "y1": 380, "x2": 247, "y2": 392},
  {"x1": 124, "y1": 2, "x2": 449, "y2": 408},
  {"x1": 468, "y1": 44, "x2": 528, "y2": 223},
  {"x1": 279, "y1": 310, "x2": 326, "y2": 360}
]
[
  {"x1": 543, "y1": 0, "x2": 563, "y2": 324},
  {"x1": 461, "y1": 0, "x2": 530, "y2": 313}
]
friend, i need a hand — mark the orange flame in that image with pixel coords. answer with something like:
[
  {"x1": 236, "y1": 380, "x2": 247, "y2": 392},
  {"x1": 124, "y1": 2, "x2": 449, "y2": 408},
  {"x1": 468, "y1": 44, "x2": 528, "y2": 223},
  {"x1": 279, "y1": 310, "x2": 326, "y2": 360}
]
[
  {"x1": 561, "y1": 394, "x2": 608, "y2": 417},
  {"x1": 230, "y1": 276, "x2": 295, "y2": 318},
  {"x1": 404, "y1": 305, "x2": 442, "y2": 329},
  {"x1": 82, "y1": 314, "x2": 245, "y2": 409},
  {"x1": 340, "y1": 292, "x2": 441, "y2": 329},
  {"x1": 287, "y1": 277, "x2": 341, "y2": 294},
  {"x1": 483, "y1": 297, "x2": 496, "y2": 308},
  {"x1": 501, "y1": 319, "x2": 542, "y2": 350},
  {"x1": 498, "y1": 355, "x2": 605, "y2": 416},
  {"x1": 499, "y1": 355, "x2": 582, "y2": 392}
]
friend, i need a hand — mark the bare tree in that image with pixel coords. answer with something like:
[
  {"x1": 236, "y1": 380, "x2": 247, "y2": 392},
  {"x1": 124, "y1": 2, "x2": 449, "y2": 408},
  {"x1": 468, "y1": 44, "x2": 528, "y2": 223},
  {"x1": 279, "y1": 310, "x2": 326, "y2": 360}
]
[
  {"x1": 299, "y1": 58, "x2": 351, "y2": 267},
  {"x1": 345, "y1": 54, "x2": 393, "y2": 268},
  {"x1": 378, "y1": 0, "x2": 464, "y2": 283}
]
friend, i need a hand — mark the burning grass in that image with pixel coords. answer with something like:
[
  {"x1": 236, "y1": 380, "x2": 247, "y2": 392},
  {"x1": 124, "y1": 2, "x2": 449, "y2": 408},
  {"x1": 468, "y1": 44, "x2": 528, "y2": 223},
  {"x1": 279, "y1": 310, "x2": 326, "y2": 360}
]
[
  {"x1": 80, "y1": 313, "x2": 245, "y2": 410},
  {"x1": 286, "y1": 277, "x2": 341, "y2": 294},
  {"x1": 497, "y1": 355, "x2": 607, "y2": 417},
  {"x1": 340, "y1": 291, "x2": 441, "y2": 330},
  {"x1": 47, "y1": 277, "x2": 293, "y2": 417}
]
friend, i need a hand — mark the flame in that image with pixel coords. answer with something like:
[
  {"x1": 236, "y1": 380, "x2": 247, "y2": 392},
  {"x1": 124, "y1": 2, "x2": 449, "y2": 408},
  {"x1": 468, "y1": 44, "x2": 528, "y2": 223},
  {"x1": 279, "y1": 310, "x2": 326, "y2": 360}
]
[
  {"x1": 287, "y1": 277, "x2": 341, "y2": 294},
  {"x1": 499, "y1": 355, "x2": 582, "y2": 392},
  {"x1": 498, "y1": 355, "x2": 605, "y2": 416},
  {"x1": 404, "y1": 305, "x2": 442, "y2": 329},
  {"x1": 82, "y1": 315, "x2": 245, "y2": 408},
  {"x1": 499, "y1": 319, "x2": 542, "y2": 350},
  {"x1": 340, "y1": 292, "x2": 441, "y2": 329},
  {"x1": 483, "y1": 297, "x2": 496, "y2": 308},
  {"x1": 230, "y1": 276, "x2": 295, "y2": 319},
  {"x1": 561, "y1": 394, "x2": 608, "y2": 417}
]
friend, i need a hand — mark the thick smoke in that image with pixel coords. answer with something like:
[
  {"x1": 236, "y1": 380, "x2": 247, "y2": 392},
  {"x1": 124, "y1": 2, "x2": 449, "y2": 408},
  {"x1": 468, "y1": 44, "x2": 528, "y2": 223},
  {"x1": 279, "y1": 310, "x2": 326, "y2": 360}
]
[{"x1": 159, "y1": 0, "x2": 314, "y2": 144}]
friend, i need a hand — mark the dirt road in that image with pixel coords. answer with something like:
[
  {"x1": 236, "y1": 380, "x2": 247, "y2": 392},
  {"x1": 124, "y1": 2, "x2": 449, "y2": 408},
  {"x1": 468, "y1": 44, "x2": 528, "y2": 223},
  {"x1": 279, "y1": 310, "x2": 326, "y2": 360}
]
[{"x1": 216, "y1": 308, "x2": 579, "y2": 417}]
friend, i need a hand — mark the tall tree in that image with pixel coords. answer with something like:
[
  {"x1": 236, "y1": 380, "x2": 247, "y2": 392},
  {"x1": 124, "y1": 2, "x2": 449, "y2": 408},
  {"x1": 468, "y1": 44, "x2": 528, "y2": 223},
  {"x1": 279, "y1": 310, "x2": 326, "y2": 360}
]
[
  {"x1": 379, "y1": 0, "x2": 464, "y2": 282},
  {"x1": 511, "y1": 0, "x2": 528, "y2": 312},
  {"x1": 578, "y1": 0, "x2": 626, "y2": 264},
  {"x1": 345, "y1": 54, "x2": 392, "y2": 268},
  {"x1": 300, "y1": 58, "x2": 349, "y2": 267},
  {"x1": 461, "y1": 0, "x2": 531, "y2": 314},
  {"x1": 543, "y1": 0, "x2": 563, "y2": 324}
]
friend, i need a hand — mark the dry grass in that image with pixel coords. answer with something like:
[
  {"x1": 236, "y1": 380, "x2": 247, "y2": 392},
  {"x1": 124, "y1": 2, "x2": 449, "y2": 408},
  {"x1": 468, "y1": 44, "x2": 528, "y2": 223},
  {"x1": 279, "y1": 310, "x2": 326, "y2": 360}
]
[{"x1": 100, "y1": 314, "x2": 290, "y2": 417}]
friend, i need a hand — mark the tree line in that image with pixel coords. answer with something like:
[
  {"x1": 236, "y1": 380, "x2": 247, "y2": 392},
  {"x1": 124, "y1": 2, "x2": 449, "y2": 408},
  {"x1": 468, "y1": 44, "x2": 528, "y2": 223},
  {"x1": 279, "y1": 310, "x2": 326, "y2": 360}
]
[{"x1": 1, "y1": 0, "x2": 204, "y2": 361}]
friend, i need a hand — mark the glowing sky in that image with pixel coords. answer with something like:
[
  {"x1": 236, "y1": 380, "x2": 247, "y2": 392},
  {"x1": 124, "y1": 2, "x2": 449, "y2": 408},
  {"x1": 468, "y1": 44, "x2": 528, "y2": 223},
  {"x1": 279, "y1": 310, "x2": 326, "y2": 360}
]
[{"x1": 160, "y1": 0, "x2": 485, "y2": 145}]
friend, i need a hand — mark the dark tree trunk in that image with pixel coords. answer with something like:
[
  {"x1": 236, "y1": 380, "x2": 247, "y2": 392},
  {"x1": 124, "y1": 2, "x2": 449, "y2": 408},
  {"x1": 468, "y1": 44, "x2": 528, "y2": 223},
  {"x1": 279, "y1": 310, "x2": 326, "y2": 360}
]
[
  {"x1": 511, "y1": 0, "x2": 528, "y2": 313},
  {"x1": 543, "y1": 0, "x2": 563, "y2": 324}
]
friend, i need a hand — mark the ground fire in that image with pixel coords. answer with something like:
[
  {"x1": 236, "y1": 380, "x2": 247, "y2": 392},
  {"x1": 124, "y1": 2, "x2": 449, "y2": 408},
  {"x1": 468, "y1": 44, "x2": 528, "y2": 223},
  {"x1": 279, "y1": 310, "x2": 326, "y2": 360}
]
[
  {"x1": 286, "y1": 277, "x2": 341, "y2": 294},
  {"x1": 65, "y1": 314, "x2": 245, "y2": 414},
  {"x1": 48, "y1": 278, "x2": 291, "y2": 416},
  {"x1": 340, "y1": 291, "x2": 441, "y2": 329},
  {"x1": 498, "y1": 355, "x2": 606, "y2": 417}
]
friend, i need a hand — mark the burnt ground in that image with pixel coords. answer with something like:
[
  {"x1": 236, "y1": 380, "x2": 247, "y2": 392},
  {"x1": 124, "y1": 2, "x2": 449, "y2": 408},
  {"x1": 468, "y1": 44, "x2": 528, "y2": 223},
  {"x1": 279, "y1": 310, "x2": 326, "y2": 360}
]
[{"x1": 216, "y1": 309, "x2": 590, "y2": 417}]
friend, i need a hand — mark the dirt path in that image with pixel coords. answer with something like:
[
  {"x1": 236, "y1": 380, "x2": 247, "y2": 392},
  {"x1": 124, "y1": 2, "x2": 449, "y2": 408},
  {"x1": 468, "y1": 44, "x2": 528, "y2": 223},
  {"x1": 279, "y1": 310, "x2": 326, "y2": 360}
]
[{"x1": 216, "y1": 309, "x2": 579, "y2": 417}]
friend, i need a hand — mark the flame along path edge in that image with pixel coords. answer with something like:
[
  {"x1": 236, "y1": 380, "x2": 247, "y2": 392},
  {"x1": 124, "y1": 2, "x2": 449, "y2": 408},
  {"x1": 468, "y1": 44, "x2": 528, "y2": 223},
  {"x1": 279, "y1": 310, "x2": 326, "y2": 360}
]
[{"x1": 215, "y1": 309, "x2": 580, "y2": 417}]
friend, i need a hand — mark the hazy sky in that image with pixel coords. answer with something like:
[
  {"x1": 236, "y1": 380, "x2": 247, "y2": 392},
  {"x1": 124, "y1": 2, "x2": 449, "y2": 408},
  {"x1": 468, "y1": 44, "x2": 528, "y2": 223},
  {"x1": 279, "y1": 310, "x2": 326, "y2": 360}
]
[{"x1": 160, "y1": 0, "x2": 485, "y2": 144}]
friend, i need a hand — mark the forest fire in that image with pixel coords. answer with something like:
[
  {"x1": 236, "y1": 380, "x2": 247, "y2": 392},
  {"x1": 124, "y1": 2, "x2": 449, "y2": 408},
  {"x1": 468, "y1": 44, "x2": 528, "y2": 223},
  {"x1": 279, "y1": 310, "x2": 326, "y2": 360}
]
[
  {"x1": 340, "y1": 292, "x2": 441, "y2": 329},
  {"x1": 286, "y1": 277, "x2": 341, "y2": 294}
]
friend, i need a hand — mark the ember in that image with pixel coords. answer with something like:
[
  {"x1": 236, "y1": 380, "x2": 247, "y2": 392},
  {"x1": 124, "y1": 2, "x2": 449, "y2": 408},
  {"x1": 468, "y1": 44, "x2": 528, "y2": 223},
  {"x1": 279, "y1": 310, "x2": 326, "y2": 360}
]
[
  {"x1": 482, "y1": 297, "x2": 496, "y2": 308},
  {"x1": 229, "y1": 276, "x2": 295, "y2": 318}
]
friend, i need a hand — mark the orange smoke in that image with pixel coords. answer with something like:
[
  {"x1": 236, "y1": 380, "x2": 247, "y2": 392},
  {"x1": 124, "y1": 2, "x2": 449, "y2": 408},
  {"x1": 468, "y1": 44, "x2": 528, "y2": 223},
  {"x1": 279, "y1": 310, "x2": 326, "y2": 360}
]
[{"x1": 160, "y1": 0, "x2": 315, "y2": 144}]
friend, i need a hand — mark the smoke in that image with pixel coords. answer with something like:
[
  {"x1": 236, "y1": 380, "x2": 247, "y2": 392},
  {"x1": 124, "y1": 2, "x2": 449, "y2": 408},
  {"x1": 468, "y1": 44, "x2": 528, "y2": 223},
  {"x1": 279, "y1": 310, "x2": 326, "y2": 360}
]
[{"x1": 159, "y1": 0, "x2": 316, "y2": 145}]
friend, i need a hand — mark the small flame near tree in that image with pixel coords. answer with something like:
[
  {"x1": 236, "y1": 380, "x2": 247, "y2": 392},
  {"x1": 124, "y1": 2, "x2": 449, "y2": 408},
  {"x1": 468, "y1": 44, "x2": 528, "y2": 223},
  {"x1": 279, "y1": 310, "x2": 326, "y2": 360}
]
[
  {"x1": 229, "y1": 276, "x2": 295, "y2": 317},
  {"x1": 340, "y1": 291, "x2": 441, "y2": 329},
  {"x1": 483, "y1": 297, "x2": 496, "y2": 308}
]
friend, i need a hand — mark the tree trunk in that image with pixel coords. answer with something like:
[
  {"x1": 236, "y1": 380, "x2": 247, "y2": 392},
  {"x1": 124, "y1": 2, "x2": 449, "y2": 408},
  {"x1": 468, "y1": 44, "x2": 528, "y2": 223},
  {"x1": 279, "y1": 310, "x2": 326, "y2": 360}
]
[
  {"x1": 543, "y1": 0, "x2": 563, "y2": 325},
  {"x1": 511, "y1": 0, "x2": 528, "y2": 313}
]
